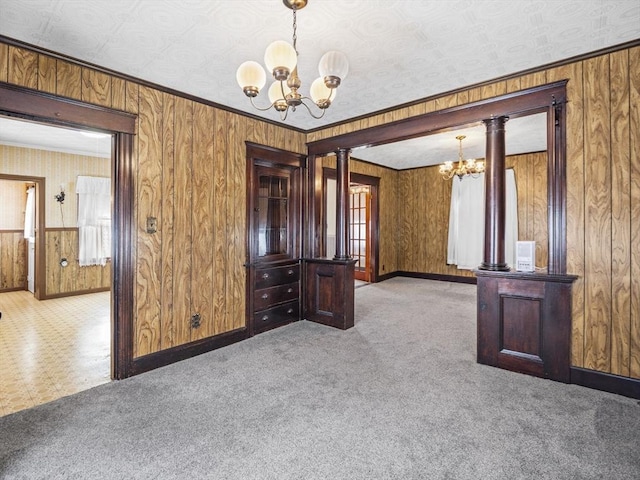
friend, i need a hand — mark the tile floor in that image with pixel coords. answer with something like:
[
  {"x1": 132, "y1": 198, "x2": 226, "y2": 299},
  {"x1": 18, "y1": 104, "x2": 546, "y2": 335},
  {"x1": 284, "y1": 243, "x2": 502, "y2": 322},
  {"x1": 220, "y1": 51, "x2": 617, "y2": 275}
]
[{"x1": 0, "y1": 290, "x2": 110, "y2": 417}]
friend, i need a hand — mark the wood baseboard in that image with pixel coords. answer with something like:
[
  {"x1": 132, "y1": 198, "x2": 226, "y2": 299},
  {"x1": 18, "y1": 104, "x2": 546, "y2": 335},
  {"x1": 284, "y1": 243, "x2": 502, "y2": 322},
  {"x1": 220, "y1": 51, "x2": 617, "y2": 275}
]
[
  {"x1": 42, "y1": 286, "x2": 110, "y2": 299},
  {"x1": 570, "y1": 367, "x2": 640, "y2": 399},
  {"x1": 130, "y1": 328, "x2": 250, "y2": 376},
  {"x1": 397, "y1": 271, "x2": 477, "y2": 285}
]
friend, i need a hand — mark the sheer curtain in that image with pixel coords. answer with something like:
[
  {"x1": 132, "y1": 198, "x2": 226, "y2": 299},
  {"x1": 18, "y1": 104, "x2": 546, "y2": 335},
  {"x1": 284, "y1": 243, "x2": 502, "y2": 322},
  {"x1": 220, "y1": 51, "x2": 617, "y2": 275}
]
[
  {"x1": 76, "y1": 175, "x2": 111, "y2": 267},
  {"x1": 24, "y1": 186, "x2": 35, "y2": 239},
  {"x1": 447, "y1": 170, "x2": 518, "y2": 270}
]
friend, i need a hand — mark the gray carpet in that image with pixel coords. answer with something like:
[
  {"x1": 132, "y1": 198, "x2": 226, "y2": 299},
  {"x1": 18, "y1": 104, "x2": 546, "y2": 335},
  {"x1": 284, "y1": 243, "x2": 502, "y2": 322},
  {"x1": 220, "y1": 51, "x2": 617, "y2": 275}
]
[{"x1": 1, "y1": 277, "x2": 638, "y2": 479}]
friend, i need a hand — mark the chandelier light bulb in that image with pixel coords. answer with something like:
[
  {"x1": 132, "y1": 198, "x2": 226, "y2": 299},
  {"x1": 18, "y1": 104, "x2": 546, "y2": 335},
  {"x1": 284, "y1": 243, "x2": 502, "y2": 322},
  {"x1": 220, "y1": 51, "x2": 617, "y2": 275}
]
[
  {"x1": 236, "y1": 61, "x2": 267, "y2": 97},
  {"x1": 319, "y1": 50, "x2": 349, "y2": 87},
  {"x1": 268, "y1": 81, "x2": 291, "y2": 110},
  {"x1": 310, "y1": 77, "x2": 334, "y2": 108},
  {"x1": 264, "y1": 40, "x2": 297, "y2": 80}
]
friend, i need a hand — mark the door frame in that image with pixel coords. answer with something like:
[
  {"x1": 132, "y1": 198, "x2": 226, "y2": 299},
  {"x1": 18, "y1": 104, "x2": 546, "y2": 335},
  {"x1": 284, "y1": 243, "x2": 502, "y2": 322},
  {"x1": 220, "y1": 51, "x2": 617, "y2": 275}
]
[
  {"x1": 0, "y1": 174, "x2": 44, "y2": 297},
  {"x1": 0, "y1": 83, "x2": 137, "y2": 380},
  {"x1": 322, "y1": 168, "x2": 380, "y2": 282}
]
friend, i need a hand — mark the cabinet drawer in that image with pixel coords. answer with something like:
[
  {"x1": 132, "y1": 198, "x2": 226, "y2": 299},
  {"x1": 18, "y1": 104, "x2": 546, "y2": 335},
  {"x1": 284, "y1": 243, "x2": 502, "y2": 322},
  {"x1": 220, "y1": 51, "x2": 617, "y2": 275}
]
[
  {"x1": 255, "y1": 263, "x2": 299, "y2": 289},
  {"x1": 254, "y1": 301, "x2": 299, "y2": 333},
  {"x1": 254, "y1": 282, "x2": 299, "y2": 311}
]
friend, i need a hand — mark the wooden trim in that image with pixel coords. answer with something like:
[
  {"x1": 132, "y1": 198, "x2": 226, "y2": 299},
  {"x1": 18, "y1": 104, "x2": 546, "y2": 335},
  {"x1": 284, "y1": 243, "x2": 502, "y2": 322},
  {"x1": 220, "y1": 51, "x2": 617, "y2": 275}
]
[
  {"x1": 0, "y1": 83, "x2": 138, "y2": 380},
  {"x1": 570, "y1": 367, "x2": 640, "y2": 400},
  {"x1": 0, "y1": 81, "x2": 135, "y2": 133},
  {"x1": 131, "y1": 328, "x2": 250, "y2": 376},
  {"x1": 45, "y1": 227, "x2": 79, "y2": 232},
  {"x1": 42, "y1": 286, "x2": 110, "y2": 299},
  {"x1": 0, "y1": 35, "x2": 307, "y2": 134},
  {"x1": 322, "y1": 167, "x2": 381, "y2": 282},
  {"x1": 112, "y1": 132, "x2": 135, "y2": 379},
  {"x1": 0, "y1": 229, "x2": 24, "y2": 233},
  {"x1": 0, "y1": 173, "x2": 45, "y2": 299},
  {"x1": 307, "y1": 81, "x2": 568, "y2": 155},
  {"x1": 0, "y1": 287, "x2": 26, "y2": 293},
  {"x1": 398, "y1": 271, "x2": 478, "y2": 285},
  {"x1": 305, "y1": 39, "x2": 640, "y2": 134}
]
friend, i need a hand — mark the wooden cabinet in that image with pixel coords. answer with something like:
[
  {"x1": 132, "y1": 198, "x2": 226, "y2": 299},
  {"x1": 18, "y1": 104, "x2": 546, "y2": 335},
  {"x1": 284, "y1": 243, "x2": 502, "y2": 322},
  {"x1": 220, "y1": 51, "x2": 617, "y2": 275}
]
[
  {"x1": 245, "y1": 143, "x2": 304, "y2": 336},
  {"x1": 253, "y1": 262, "x2": 300, "y2": 334},
  {"x1": 476, "y1": 270, "x2": 577, "y2": 382}
]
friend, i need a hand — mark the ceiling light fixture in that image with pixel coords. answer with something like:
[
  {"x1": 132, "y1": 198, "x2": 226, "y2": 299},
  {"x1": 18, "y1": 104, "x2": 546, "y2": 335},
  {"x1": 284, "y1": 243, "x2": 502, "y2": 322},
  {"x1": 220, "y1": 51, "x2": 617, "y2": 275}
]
[
  {"x1": 439, "y1": 135, "x2": 485, "y2": 180},
  {"x1": 235, "y1": 0, "x2": 349, "y2": 121}
]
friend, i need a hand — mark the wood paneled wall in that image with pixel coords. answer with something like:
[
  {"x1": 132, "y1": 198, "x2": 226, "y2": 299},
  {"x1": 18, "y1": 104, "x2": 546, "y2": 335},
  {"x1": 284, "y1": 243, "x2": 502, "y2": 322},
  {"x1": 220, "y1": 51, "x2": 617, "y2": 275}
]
[
  {"x1": 45, "y1": 228, "x2": 110, "y2": 295},
  {"x1": 0, "y1": 41, "x2": 307, "y2": 358},
  {"x1": 0, "y1": 231, "x2": 25, "y2": 291},
  {"x1": 392, "y1": 152, "x2": 546, "y2": 278},
  {"x1": 507, "y1": 152, "x2": 548, "y2": 268},
  {"x1": 3, "y1": 40, "x2": 638, "y2": 379},
  {"x1": 307, "y1": 46, "x2": 640, "y2": 380}
]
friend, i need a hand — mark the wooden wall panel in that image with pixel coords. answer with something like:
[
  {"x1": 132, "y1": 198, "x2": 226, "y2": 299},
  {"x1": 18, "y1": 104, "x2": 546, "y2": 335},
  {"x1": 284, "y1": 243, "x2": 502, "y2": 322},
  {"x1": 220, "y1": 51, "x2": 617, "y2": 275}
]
[
  {"x1": 213, "y1": 110, "x2": 229, "y2": 335},
  {"x1": 0, "y1": 43, "x2": 8, "y2": 82},
  {"x1": 8, "y1": 46, "x2": 37, "y2": 89},
  {"x1": 160, "y1": 92, "x2": 176, "y2": 350},
  {"x1": 583, "y1": 55, "x2": 612, "y2": 373},
  {"x1": 37, "y1": 55, "x2": 57, "y2": 94},
  {"x1": 0, "y1": 231, "x2": 26, "y2": 291},
  {"x1": 41, "y1": 229, "x2": 109, "y2": 295},
  {"x1": 172, "y1": 96, "x2": 194, "y2": 347},
  {"x1": 134, "y1": 86, "x2": 164, "y2": 357},
  {"x1": 56, "y1": 60, "x2": 82, "y2": 100},
  {"x1": 82, "y1": 68, "x2": 112, "y2": 107},
  {"x1": 609, "y1": 50, "x2": 631, "y2": 376},
  {"x1": 629, "y1": 46, "x2": 640, "y2": 379},
  {"x1": 191, "y1": 102, "x2": 215, "y2": 340},
  {"x1": 229, "y1": 113, "x2": 245, "y2": 331}
]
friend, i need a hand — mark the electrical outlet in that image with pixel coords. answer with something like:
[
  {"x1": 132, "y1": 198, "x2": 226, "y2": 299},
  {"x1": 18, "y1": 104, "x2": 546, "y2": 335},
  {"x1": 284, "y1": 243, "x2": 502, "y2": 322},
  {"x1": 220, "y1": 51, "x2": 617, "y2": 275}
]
[{"x1": 146, "y1": 216, "x2": 158, "y2": 234}]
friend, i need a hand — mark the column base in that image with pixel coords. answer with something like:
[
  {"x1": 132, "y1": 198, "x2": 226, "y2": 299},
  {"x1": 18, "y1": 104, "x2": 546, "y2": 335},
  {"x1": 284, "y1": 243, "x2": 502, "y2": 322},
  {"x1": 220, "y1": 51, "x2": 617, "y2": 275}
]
[{"x1": 478, "y1": 262, "x2": 510, "y2": 272}]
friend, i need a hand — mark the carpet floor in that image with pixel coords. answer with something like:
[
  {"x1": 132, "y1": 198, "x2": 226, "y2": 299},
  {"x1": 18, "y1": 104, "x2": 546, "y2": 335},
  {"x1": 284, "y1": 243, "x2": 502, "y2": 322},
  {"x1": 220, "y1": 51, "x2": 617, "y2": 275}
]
[{"x1": 1, "y1": 278, "x2": 638, "y2": 479}]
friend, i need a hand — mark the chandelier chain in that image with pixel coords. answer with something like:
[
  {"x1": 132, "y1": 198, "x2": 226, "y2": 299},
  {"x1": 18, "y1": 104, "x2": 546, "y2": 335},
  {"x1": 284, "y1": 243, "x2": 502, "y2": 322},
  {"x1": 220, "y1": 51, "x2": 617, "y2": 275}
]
[{"x1": 292, "y1": 6, "x2": 298, "y2": 54}]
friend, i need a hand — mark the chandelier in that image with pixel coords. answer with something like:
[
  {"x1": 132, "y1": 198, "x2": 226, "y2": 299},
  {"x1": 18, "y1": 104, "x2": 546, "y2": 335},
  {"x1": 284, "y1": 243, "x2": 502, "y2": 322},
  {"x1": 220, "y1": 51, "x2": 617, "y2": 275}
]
[
  {"x1": 235, "y1": 0, "x2": 349, "y2": 121},
  {"x1": 439, "y1": 135, "x2": 485, "y2": 180}
]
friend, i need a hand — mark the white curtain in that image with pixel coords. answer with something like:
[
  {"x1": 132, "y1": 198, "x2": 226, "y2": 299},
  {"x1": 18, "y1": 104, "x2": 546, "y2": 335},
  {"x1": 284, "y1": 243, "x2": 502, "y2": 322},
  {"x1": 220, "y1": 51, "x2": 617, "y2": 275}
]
[
  {"x1": 76, "y1": 175, "x2": 111, "y2": 267},
  {"x1": 447, "y1": 170, "x2": 518, "y2": 270},
  {"x1": 24, "y1": 186, "x2": 35, "y2": 239}
]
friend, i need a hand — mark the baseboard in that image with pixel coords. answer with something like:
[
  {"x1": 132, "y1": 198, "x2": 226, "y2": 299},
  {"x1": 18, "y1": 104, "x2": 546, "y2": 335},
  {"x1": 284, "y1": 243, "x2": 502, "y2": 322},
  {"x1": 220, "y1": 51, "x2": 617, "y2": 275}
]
[
  {"x1": 570, "y1": 367, "x2": 640, "y2": 399},
  {"x1": 376, "y1": 271, "x2": 400, "y2": 282},
  {"x1": 397, "y1": 271, "x2": 477, "y2": 285},
  {"x1": 131, "y1": 328, "x2": 250, "y2": 376},
  {"x1": 42, "y1": 286, "x2": 110, "y2": 299}
]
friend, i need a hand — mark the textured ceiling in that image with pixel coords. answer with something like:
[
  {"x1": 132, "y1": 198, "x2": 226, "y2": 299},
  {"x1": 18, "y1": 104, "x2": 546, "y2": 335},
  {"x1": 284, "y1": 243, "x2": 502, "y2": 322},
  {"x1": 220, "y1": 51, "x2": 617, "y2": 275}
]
[{"x1": 1, "y1": 0, "x2": 639, "y2": 168}]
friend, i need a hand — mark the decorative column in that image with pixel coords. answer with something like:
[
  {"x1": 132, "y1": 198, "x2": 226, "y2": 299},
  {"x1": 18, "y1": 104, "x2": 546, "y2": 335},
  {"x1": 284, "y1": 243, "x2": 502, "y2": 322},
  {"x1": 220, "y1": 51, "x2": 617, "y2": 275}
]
[
  {"x1": 334, "y1": 148, "x2": 351, "y2": 260},
  {"x1": 479, "y1": 116, "x2": 510, "y2": 271}
]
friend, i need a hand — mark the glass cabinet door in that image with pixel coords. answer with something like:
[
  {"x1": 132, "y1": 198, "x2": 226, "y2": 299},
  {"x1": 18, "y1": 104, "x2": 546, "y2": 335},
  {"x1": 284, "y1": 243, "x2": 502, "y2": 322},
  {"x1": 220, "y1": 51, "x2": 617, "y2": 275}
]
[{"x1": 256, "y1": 172, "x2": 290, "y2": 259}]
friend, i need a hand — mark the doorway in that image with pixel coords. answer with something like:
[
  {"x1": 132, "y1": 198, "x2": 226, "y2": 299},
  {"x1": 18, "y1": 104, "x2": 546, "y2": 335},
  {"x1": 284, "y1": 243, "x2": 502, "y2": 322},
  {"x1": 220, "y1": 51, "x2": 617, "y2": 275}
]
[
  {"x1": 323, "y1": 168, "x2": 379, "y2": 283},
  {"x1": 0, "y1": 116, "x2": 113, "y2": 415}
]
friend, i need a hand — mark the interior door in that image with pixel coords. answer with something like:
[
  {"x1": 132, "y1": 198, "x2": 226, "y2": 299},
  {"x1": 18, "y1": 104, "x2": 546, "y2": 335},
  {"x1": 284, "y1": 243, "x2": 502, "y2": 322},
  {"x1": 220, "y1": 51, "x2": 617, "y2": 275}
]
[{"x1": 349, "y1": 185, "x2": 371, "y2": 282}]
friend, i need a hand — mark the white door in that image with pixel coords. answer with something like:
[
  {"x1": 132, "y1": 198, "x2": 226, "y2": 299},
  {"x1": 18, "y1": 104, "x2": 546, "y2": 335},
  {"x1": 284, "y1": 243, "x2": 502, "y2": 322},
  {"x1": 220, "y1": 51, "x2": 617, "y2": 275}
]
[{"x1": 27, "y1": 237, "x2": 35, "y2": 293}]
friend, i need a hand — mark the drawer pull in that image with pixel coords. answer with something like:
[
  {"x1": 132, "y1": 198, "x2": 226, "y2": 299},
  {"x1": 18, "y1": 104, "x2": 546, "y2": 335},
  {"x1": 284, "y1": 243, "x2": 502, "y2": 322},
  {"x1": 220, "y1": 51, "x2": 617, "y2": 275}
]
[
  {"x1": 287, "y1": 288, "x2": 293, "y2": 293},
  {"x1": 287, "y1": 269, "x2": 294, "y2": 275},
  {"x1": 261, "y1": 315, "x2": 269, "y2": 322},
  {"x1": 261, "y1": 293, "x2": 269, "y2": 299},
  {"x1": 287, "y1": 308, "x2": 294, "y2": 314},
  {"x1": 262, "y1": 273, "x2": 270, "y2": 279}
]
